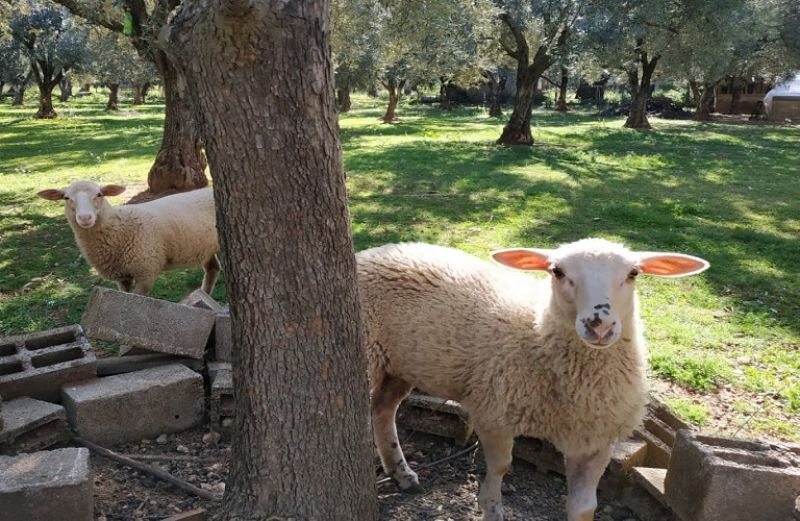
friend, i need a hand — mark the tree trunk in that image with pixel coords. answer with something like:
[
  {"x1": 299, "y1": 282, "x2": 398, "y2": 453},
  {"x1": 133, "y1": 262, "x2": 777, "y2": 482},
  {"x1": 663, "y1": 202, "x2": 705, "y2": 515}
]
[
  {"x1": 556, "y1": 66, "x2": 569, "y2": 112},
  {"x1": 106, "y1": 83, "x2": 120, "y2": 111},
  {"x1": 381, "y1": 79, "x2": 404, "y2": 123},
  {"x1": 728, "y1": 77, "x2": 742, "y2": 114},
  {"x1": 167, "y1": 2, "x2": 378, "y2": 520},
  {"x1": 497, "y1": 67, "x2": 538, "y2": 145},
  {"x1": 623, "y1": 55, "x2": 658, "y2": 130},
  {"x1": 486, "y1": 71, "x2": 506, "y2": 117},
  {"x1": 439, "y1": 77, "x2": 453, "y2": 110},
  {"x1": 36, "y1": 83, "x2": 58, "y2": 119},
  {"x1": 141, "y1": 52, "x2": 208, "y2": 197},
  {"x1": 80, "y1": 83, "x2": 91, "y2": 93},
  {"x1": 59, "y1": 77, "x2": 72, "y2": 102},
  {"x1": 337, "y1": 86, "x2": 351, "y2": 112},
  {"x1": 133, "y1": 83, "x2": 144, "y2": 105},
  {"x1": 141, "y1": 82, "x2": 151, "y2": 99},
  {"x1": 12, "y1": 83, "x2": 26, "y2": 106}
]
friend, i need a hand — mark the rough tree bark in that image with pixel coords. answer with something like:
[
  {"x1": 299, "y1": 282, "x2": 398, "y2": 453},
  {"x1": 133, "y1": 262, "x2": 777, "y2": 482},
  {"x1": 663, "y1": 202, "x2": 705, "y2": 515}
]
[
  {"x1": 35, "y1": 80, "x2": 60, "y2": 119},
  {"x1": 623, "y1": 45, "x2": 659, "y2": 130},
  {"x1": 132, "y1": 82, "x2": 148, "y2": 105},
  {"x1": 48, "y1": 0, "x2": 207, "y2": 199},
  {"x1": 496, "y1": 13, "x2": 557, "y2": 145},
  {"x1": 482, "y1": 69, "x2": 506, "y2": 117},
  {"x1": 556, "y1": 66, "x2": 569, "y2": 112},
  {"x1": 128, "y1": 51, "x2": 208, "y2": 202},
  {"x1": 380, "y1": 77, "x2": 405, "y2": 123},
  {"x1": 337, "y1": 86, "x2": 352, "y2": 112},
  {"x1": 12, "y1": 75, "x2": 29, "y2": 106},
  {"x1": 106, "y1": 83, "x2": 120, "y2": 111},
  {"x1": 166, "y1": 1, "x2": 378, "y2": 520}
]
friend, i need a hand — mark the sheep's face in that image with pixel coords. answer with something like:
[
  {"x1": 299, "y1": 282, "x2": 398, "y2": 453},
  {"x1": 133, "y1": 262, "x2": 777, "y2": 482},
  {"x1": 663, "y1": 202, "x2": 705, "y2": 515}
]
[
  {"x1": 38, "y1": 181, "x2": 126, "y2": 229},
  {"x1": 491, "y1": 238, "x2": 710, "y2": 350}
]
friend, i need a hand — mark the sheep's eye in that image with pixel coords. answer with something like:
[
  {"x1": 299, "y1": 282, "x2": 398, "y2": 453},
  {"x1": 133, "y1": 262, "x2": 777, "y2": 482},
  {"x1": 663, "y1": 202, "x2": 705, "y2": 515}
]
[
  {"x1": 63, "y1": 196, "x2": 70, "y2": 201},
  {"x1": 96, "y1": 193, "x2": 103, "y2": 198},
  {"x1": 628, "y1": 269, "x2": 639, "y2": 280},
  {"x1": 551, "y1": 267, "x2": 565, "y2": 280}
]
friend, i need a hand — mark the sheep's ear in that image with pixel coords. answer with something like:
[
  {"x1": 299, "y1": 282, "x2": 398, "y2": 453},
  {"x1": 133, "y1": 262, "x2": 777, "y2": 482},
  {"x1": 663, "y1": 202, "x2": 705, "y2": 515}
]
[
  {"x1": 37, "y1": 189, "x2": 66, "y2": 201},
  {"x1": 491, "y1": 248, "x2": 551, "y2": 271},
  {"x1": 100, "y1": 185, "x2": 126, "y2": 197},
  {"x1": 637, "y1": 252, "x2": 710, "y2": 278}
]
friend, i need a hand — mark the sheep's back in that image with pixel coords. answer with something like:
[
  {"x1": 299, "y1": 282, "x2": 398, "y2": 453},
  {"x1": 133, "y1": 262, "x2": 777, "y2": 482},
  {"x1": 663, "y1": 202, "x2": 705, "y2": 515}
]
[{"x1": 357, "y1": 243, "x2": 543, "y2": 402}]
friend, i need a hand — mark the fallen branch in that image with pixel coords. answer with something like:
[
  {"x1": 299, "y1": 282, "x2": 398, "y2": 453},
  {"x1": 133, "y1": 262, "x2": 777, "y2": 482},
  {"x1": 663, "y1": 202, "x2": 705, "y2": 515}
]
[
  {"x1": 121, "y1": 453, "x2": 213, "y2": 464},
  {"x1": 73, "y1": 436, "x2": 220, "y2": 501}
]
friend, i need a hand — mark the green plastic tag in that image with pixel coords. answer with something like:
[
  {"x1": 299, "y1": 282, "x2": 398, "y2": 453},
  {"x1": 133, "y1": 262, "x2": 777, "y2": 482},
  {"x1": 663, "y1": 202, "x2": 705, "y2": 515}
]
[{"x1": 123, "y1": 12, "x2": 133, "y2": 36}]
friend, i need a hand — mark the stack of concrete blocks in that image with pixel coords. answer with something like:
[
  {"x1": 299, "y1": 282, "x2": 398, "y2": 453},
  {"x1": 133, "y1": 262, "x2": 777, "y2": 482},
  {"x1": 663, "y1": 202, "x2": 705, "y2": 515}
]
[
  {"x1": 208, "y1": 361, "x2": 234, "y2": 428},
  {"x1": 663, "y1": 430, "x2": 800, "y2": 521},
  {"x1": 0, "y1": 325, "x2": 96, "y2": 455},
  {"x1": 396, "y1": 392, "x2": 473, "y2": 446},
  {"x1": 180, "y1": 289, "x2": 234, "y2": 363},
  {"x1": 0, "y1": 447, "x2": 93, "y2": 521}
]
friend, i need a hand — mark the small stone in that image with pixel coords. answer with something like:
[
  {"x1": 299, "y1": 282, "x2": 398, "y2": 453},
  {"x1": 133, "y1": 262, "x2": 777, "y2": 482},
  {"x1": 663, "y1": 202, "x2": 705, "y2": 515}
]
[
  {"x1": 156, "y1": 434, "x2": 168, "y2": 444},
  {"x1": 202, "y1": 431, "x2": 222, "y2": 445},
  {"x1": 221, "y1": 418, "x2": 233, "y2": 428},
  {"x1": 176, "y1": 444, "x2": 190, "y2": 454}
]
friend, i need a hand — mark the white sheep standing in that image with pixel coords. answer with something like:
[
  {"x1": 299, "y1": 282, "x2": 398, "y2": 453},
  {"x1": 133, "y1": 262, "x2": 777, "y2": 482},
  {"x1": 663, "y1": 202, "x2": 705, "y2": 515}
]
[
  {"x1": 37, "y1": 181, "x2": 220, "y2": 296},
  {"x1": 357, "y1": 238, "x2": 709, "y2": 521}
]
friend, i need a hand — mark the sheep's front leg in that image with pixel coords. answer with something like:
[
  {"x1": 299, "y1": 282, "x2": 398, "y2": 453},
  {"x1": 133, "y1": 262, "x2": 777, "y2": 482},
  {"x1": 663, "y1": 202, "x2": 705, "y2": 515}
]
[
  {"x1": 116, "y1": 277, "x2": 134, "y2": 292},
  {"x1": 371, "y1": 375, "x2": 418, "y2": 491},
  {"x1": 201, "y1": 254, "x2": 221, "y2": 294},
  {"x1": 565, "y1": 445, "x2": 612, "y2": 521},
  {"x1": 475, "y1": 427, "x2": 514, "y2": 521}
]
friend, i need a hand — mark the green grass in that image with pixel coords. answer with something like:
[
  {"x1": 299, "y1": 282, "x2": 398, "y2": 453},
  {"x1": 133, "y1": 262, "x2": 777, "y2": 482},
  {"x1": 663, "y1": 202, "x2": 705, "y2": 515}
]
[
  {"x1": 662, "y1": 397, "x2": 711, "y2": 427},
  {"x1": 1, "y1": 92, "x2": 799, "y2": 441}
]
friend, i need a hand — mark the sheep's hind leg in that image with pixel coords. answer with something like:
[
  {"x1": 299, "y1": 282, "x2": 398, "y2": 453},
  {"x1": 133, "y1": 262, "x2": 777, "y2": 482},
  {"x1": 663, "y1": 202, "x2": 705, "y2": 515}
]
[
  {"x1": 116, "y1": 277, "x2": 134, "y2": 292},
  {"x1": 475, "y1": 427, "x2": 514, "y2": 521},
  {"x1": 565, "y1": 445, "x2": 612, "y2": 521},
  {"x1": 371, "y1": 375, "x2": 419, "y2": 492},
  {"x1": 201, "y1": 254, "x2": 220, "y2": 294}
]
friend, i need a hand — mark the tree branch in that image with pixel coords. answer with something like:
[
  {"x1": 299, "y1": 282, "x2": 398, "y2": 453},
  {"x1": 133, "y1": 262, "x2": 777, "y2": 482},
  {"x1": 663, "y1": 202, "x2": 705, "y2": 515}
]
[
  {"x1": 499, "y1": 12, "x2": 529, "y2": 65},
  {"x1": 49, "y1": 0, "x2": 124, "y2": 32}
]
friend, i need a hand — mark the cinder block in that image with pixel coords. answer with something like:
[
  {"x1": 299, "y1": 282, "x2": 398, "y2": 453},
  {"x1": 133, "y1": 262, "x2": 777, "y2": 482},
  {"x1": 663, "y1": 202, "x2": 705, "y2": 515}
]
[
  {"x1": 180, "y1": 290, "x2": 233, "y2": 362},
  {"x1": 513, "y1": 436, "x2": 565, "y2": 474},
  {"x1": 0, "y1": 325, "x2": 97, "y2": 402},
  {"x1": 214, "y1": 308, "x2": 233, "y2": 362},
  {"x1": 633, "y1": 397, "x2": 693, "y2": 468},
  {"x1": 0, "y1": 394, "x2": 3, "y2": 431},
  {"x1": 209, "y1": 365, "x2": 234, "y2": 427},
  {"x1": 82, "y1": 286, "x2": 215, "y2": 359},
  {"x1": 631, "y1": 467, "x2": 668, "y2": 506},
  {"x1": 0, "y1": 397, "x2": 69, "y2": 455},
  {"x1": 62, "y1": 364, "x2": 204, "y2": 445},
  {"x1": 0, "y1": 447, "x2": 93, "y2": 521},
  {"x1": 664, "y1": 429, "x2": 800, "y2": 521},
  {"x1": 180, "y1": 289, "x2": 223, "y2": 312},
  {"x1": 96, "y1": 353, "x2": 203, "y2": 376},
  {"x1": 396, "y1": 392, "x2": 473, "y2": 446}
]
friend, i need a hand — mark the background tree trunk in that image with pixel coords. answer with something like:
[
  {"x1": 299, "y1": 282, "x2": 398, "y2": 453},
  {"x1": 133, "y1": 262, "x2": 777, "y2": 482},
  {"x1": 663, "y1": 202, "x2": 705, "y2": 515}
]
[
  {"x1": 497, "y1": 67, "x2": 537, "y2": 145},
  {"x1": 729, "y1": 77, "x2": 742, "y2": 114},
  {"x1": 106, "y1": 83, "x2": 120, "y2": 111},
  {"x1": 133, "y1": 83, "x2": 146, "y2": 105},
  {"x1": 556, "y1": 66, "x2": 569, "y2": 112},
  {"x1": 12, "y1": 83, "x2": 26, "y2": 106},
  {"x1": 623, "y1": 55, "x2": 658, "y2": 130},
  {"x1": 381, "y1": 79, "x2": 404, "y2": 122},
  {"x1": 337, "y1": 86, "x2": 352, "y2": 112},
  {"x1": 134, "y1": 51, "x2": 208, "y2": 200},
  {"x1": 486, "y1": 71, "x2": 506, "y2": 117},
  {"x1": 167, "y1": 1, "x2": 378, "y2": 520},
  {"x1": 36, "y1": 83, "x2": 58, "y2": 118},
  {"x1": 59, "y1": 77, "x2": 72, "y2": 102},
  {"x1": 80, "y1": 83, "x2": 91, "y2": 93}
]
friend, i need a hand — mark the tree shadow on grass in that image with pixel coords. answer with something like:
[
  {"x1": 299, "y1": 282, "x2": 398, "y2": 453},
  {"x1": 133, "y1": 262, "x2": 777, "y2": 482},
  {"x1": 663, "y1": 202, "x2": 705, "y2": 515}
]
[{"x1": 346, "y1": 120, "x2": 800, "y2": 337}]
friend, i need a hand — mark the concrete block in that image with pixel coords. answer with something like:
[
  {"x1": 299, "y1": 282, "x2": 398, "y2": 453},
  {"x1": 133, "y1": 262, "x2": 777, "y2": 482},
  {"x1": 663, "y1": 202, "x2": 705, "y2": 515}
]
[
  {"x1": 0, "y1": 394, "x2": 3, "y2": 432},
  {"x1": 396, "y1": 392, "x2": 473, "y2": 446},
  {"x1": 97, "y1": 353, "x2": 203, "y2": 376},
  {"x1": 209, "y1": 365, "x2": 234, "y2": 426},
  {"x1": 0, "y1": 447, "x2": 93, "y2": 521},
  {"x1": 631, "y1": 467, "x2": 668, "y2": 507},
  {"x1": 611, "y1": 437, "x2": 649, "y2": 475},
  {"x1": 82, "y1": 286, "x2": 215, "y2": 359},
  {"x1": 0, "y1": 397, "x2": 69, "y2": 455},
  {"x1": 664, "y1": 430, "x2": 800, "y2": 521},
  {"x1": 62, "y1": 364, "x2": 204, "y2": 445},
  {"x1": 214, "y1": 308, "x2": 233, "y2": 362},
  {"x1": 633, "y1": 397, "x2": 693, "y2": 468},
  {"x1": 0, "y1": 325, "x2": 97, "y2": 402}
]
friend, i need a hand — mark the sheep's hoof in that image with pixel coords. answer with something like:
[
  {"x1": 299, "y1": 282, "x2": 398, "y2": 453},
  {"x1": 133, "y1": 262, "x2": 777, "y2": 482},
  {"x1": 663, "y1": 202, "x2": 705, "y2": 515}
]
[{"x1": 397, "y1": 480, "x2": 424, "y2": 494}]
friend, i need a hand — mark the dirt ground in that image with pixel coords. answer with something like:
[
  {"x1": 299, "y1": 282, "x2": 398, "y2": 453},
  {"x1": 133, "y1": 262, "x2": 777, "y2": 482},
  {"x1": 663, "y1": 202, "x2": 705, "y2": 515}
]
[{"x1": 92, "y1": 427, "x2": 641, "y2": 521}]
